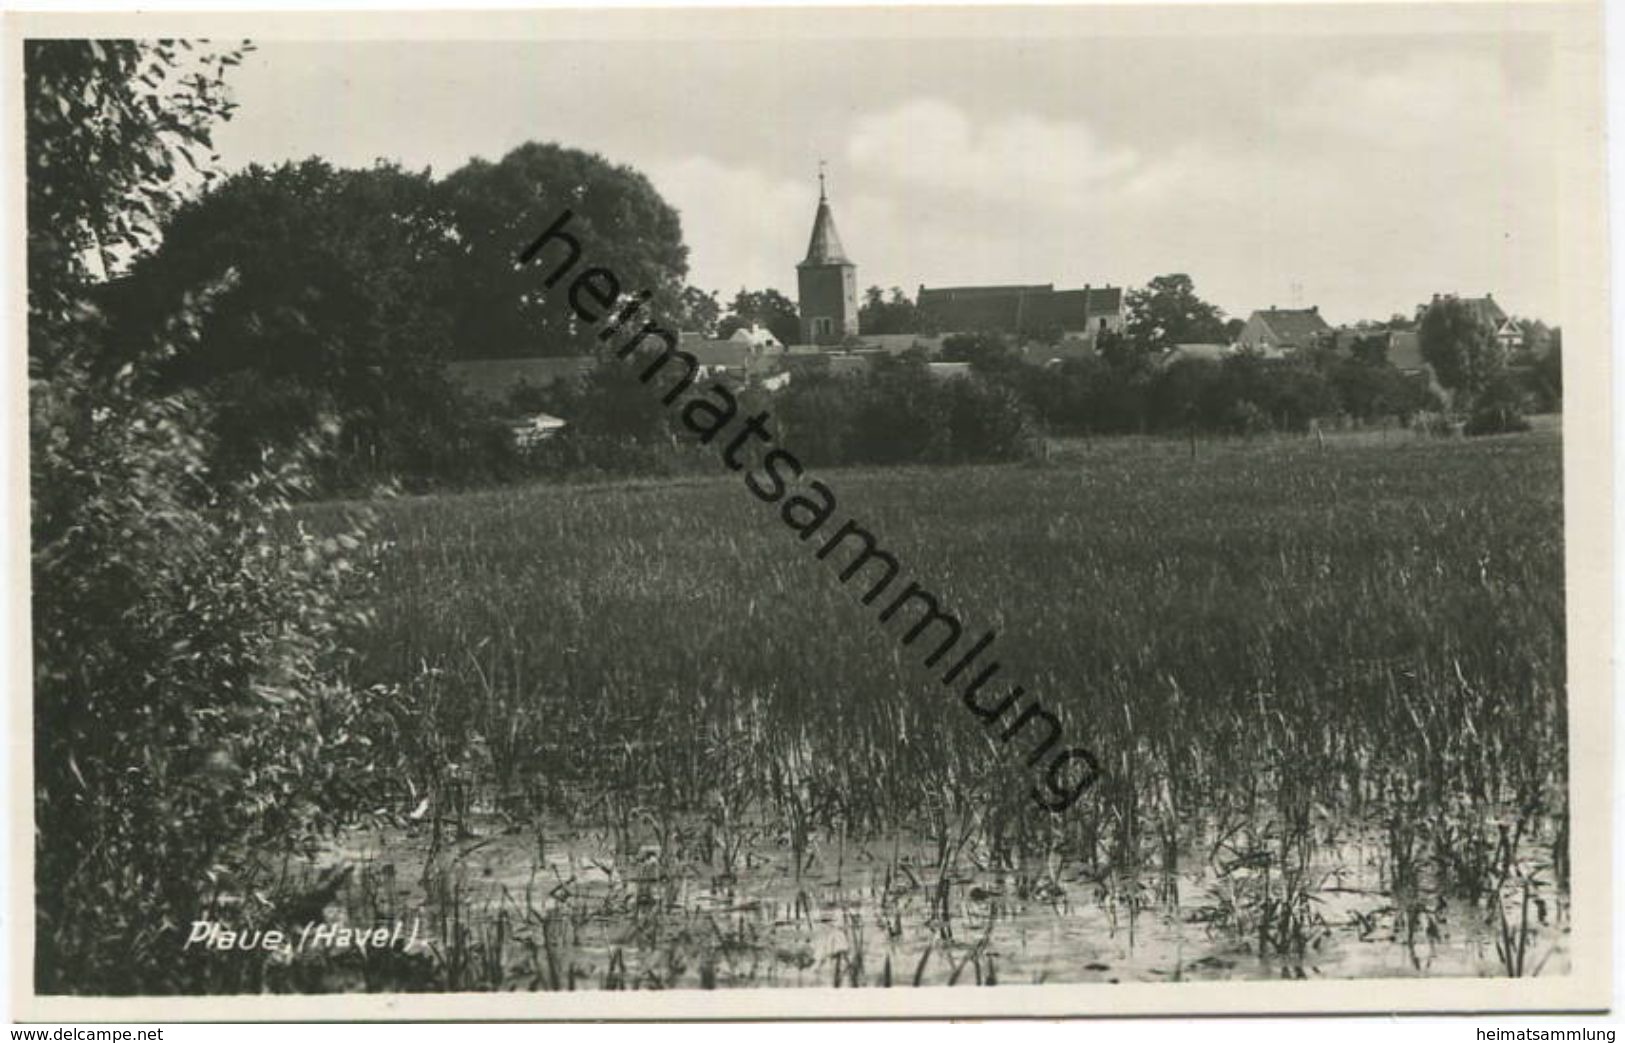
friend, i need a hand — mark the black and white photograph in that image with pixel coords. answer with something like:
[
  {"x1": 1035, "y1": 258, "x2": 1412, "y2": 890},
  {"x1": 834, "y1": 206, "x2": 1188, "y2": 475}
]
[{"x1": 8, "y1": 2, "x2": 1613, "y2": 1021}]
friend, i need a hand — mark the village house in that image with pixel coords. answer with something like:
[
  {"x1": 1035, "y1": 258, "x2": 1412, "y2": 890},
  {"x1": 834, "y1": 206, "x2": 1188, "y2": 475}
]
[
  {"x1": 1234, "y1": 306, "x2": 1333, "y2": 357},
  {"x1": 1326, "y1": 324, "x2": 1430, "y2": 377},
  {"x1": 680, "y1": 325, "x2": 786, "y2": 381}
]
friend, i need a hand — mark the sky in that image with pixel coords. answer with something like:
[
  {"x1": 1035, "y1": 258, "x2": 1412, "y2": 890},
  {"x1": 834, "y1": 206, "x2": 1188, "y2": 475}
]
[{"x1": 209, "y1": 14, "x2": 1574, "y2": 327}]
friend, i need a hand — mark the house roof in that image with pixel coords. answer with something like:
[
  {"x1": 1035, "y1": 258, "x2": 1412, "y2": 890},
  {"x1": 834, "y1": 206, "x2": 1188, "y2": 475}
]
[
  {"x1": 917, "y1": 284, "x2": 1124, "y2": 335},
  {"x1": 800, "y1": 190, "x2": 853, "y2": 267},
  {"x1": 1419, "y1": 294, "x2": 1511, "y2": 329},
  {"x1": 733, "y1": 327, "x2": 781, "y2": 348},
  {"x1": 1251, "y1": 307, "x2": 1332, "y2": 346},
  {"x1": 1332, "y1": 327, "x2": 1393, "y2": 351},
  {"x1": 1459, "y1": 296, "x2": 1509, "y2": 327}
]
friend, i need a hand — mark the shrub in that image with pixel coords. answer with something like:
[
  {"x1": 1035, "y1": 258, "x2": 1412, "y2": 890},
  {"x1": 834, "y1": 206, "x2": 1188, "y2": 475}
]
[
  {"x1": 1464, "y1": 370, "x2": 1532, "y2": 437},
  {"x1": 943, "y1": 373, "x2": 1042, "y2": 462},
  {"x1": 32, "y1": 302, "x2": 382, "y2": 997},
  {"x1": 1464, "y1": 408, "x2": 1532, "y2": 437},
  {"x1": 849, "y1": 356, "x2": 951, "y2": 464}
]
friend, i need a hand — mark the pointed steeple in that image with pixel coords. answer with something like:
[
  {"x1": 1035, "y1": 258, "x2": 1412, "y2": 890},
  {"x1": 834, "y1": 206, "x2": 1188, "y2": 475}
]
[{"x1": 800, "y1": 173, "x2": 852, "y2": 268}]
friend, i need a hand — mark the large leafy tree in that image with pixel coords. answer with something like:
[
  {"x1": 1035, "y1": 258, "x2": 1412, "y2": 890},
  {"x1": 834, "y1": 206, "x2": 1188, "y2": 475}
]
[
  {"x1": 1420, "y1": 297, "x2": 1504, "y2": 408},
  {"x1": 439, "y1": 142, "x2": 689, "y2": 358},
  {"x1": 939, "y1": 330, "x2": 1022, "y2": 379},
  {"x1": 675, "y1": 284, "x2": 722, "y2": 336},
  {"x1": 1125, "y1": 273, "x2": 1229, "y2": 352},
  {"x1": 117, "y1": 158, "x2": 467, "y2": 484},
  {"x1": 1531, "y1": 329, "x2": 1563, "y2": 412},
  {"x1": 858, "y1": 285, "x2": 918, "y2": 335},
  {"x1": 718, "y1": 287, "x2": 800, "y2": 344}
]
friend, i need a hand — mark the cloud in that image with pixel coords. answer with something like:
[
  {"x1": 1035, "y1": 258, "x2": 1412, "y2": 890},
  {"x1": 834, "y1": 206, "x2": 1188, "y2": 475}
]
[
  {"x1": 641, "y1": 155, "x2": 810, "y2": 296},
  {"x1": 846, "y1": 98, "x2": 1140, "y2": 213},
  {"x1": 632, "y1": 57, "x2": 1563, "y2": 325},
  {"x1": 1280, "y1": 51, "x2": 1549, "y2": 155}
]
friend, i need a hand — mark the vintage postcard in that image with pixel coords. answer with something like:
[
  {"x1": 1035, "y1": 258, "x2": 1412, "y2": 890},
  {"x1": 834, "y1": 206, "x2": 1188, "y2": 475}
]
[{"x1": 6, "y1": 1, "x2": 1612, "y2": 1021}]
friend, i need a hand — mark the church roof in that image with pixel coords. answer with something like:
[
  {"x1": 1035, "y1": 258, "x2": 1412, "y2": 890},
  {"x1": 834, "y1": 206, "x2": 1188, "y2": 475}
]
[
  {"x1": 800, "y1": 190, "x2": 853, "y2": 268},
  {"x1": 917, "y1": 284, "x2": 1124, "y2": 335}
]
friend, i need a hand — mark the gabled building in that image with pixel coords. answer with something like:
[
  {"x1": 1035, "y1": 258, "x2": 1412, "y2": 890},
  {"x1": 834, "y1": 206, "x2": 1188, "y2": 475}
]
[
  {"x1": 1235, "y1": 306, "x2": 1332, "y2": 357},
  {"x1": 679, "y1": 326, "x2": 786, "y2": 380},
  {"x1": 915, "y1": 283, "x2": 1126, "y2": 342}
]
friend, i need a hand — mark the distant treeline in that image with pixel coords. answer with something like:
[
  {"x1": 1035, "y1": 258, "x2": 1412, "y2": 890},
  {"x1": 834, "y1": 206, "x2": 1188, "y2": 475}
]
[
  {"x1": 483, "y1": 324, "x2": 1560, "y2": 483},
  {"x1": 92, "y1": 140, "x2": 1561, "y2": 496}
]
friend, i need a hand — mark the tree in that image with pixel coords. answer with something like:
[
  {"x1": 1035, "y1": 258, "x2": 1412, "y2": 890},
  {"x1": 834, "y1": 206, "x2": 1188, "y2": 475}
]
[
  {"x1": 1125, "y1": 273, "x2": 1229, "y2": 352},
  {"x1": 439, "y1": 142, "x2": 689, "y2": 358},
  {"x1": 675, "y1": 285, "x2": 722, "y2": 336},
  {"x1": 939, "y1": 330, "x2": 1022, "y2": 377},
  {"x1": 718, "y1": 287, "x2": 800, "y2": 345},
  {"x1": 1149, "y1": 356, "x2": 1222, "y2": 432},
  {"x1": 1419, "y1": 296, "x2": 1504, "y2": 410},
  {"x1": 1348, "y1": 332, "x2": 1390, "y2": 368},
  {"x1": 28, "y1": 39, "x2": 379, "y2": 993},
  {"x1": 1517, "y1": 318, "x2": 1554, "y2": 356},
  {"x1": 943, "y1": 375, "x2": 1041, "y2": 462},
  {"x1": 858, "y1": 285, "x2": 918, "y2": 335},
  {"x1": 26, "y1": 39, "x2": 249, "y2": 371},
  {"x1": 117, "y1": 159, "x2": 467, "y2": 486},
  {"x1": 1530, "y1": 329, "x2": 1563, "y2": 412}
]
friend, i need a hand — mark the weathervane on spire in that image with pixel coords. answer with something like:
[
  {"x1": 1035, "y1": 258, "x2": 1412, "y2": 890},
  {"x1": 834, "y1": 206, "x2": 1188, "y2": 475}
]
[{"x1": 818, "y1": 159, "x2": 827, "y2": 201}]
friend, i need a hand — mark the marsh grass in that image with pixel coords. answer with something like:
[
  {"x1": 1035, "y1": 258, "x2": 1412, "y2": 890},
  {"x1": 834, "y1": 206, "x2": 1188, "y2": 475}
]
[{"x1": 279, "y1": 428, "x2": 1567, "y2": 989}]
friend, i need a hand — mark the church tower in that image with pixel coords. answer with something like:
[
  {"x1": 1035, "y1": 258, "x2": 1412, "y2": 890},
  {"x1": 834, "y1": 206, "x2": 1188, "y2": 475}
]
[{"x1": 796, "y1": 173, "x2": 858, "y2": 346}]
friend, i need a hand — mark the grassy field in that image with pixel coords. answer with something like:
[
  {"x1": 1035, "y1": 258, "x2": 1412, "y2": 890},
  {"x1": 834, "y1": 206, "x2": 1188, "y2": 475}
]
[{"x1": 293, "y1": 427, "x2": 1567, "y2": 989}]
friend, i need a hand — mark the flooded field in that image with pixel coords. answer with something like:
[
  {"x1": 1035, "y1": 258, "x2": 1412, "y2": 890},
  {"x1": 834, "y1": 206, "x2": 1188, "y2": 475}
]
[
  {"x1": 272, "y1": 431, "x2": 1569, "y2": 992},
  {"x1": 299, "y1": 801, "x2": 1567, "y2": 990}
]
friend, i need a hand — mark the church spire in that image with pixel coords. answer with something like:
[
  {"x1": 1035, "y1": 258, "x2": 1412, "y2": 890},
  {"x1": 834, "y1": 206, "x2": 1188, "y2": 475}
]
[
  {"x1": 795, "y1": 170, "x2": 858, "y2": 344},
  {"x1": 801, "y1": 169, "x2": 852, "y2": 268}
]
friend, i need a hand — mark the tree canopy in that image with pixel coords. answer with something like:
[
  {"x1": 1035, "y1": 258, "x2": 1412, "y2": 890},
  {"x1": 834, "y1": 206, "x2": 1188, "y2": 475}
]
[
  {"x1": 1419, "y1": 297, "x2": 1503, "y2": 407},
  {"x1": 859, "y1": 285, "x2": 918, "y2": 335},
  {"x1": 115, "y1": 158, "x2": 468, "y2": 483},
  {"x1": 718, "y1": 287, "x2": 800, "y2": 344},
  {"x1": 25, "y1": 39, "x2": 249, "y2": 367},
  {"x1": 1125, "y1": 273, "x2": 1230, "y2": 352},
  {"x1": 439, "y1": 142, "x2": 689, "y2": 358}
]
